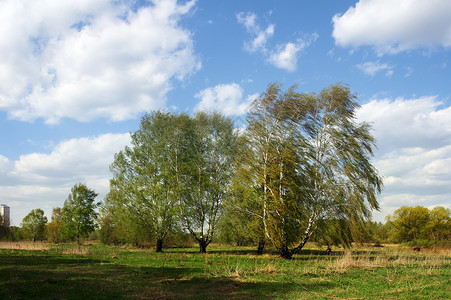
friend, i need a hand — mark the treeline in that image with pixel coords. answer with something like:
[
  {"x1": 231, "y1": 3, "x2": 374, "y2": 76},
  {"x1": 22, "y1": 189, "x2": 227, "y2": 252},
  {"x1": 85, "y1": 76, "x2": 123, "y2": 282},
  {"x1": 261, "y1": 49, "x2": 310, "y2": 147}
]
[
  {"x1": 0, "y1": 183, "x2": 98, "y2": 244},
  {"x1": 2, "y1": 84, "x2": 449, "y2": 255}
]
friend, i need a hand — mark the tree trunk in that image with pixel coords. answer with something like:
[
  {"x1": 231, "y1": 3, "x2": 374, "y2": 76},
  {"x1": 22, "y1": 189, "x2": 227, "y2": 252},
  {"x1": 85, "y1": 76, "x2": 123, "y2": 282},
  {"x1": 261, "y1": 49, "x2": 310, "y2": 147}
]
[
  {"x1": 279, "y1": 246, "x2": 293, "y2": 259},
  {"x1": 257, "y1": 239, "x2": 265, "y2": 254},
  {"x1": 199, "y1": 240, "x2": 208, "y2": 253},
  {"x1": 156, "y1": 238, "x2": 163, "y2": 252}
]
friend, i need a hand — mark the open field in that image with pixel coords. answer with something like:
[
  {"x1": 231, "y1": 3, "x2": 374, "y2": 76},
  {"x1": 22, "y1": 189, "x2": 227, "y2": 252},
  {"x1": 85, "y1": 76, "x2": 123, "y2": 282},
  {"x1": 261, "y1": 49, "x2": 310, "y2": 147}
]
[{"x1": 0, "y1": 242, "x2": 450, "y2": 299}]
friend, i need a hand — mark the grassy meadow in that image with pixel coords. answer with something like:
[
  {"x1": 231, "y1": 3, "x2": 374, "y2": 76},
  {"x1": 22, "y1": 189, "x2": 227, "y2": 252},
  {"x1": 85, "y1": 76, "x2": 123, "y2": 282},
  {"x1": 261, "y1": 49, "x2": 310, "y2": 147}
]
[{"x1": 0, "y1": 242, "x2": 450, "y2": 299}]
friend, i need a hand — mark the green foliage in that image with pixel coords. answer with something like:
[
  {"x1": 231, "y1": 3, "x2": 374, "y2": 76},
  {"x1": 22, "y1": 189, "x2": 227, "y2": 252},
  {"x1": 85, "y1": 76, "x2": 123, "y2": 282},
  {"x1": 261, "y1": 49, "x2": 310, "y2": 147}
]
[
  {"x1": 46, "y1": 207, "x2": 63, "y2": 243},
  {"x1": 61, "y1": 183, "x2": 99, "y2": 244},
  {"x1": 180, "y1": 112, "x2": 238, "y2": 252},
  {"x1": 216, "y1": 206, "x2": 255, "y2": 246},
  {"x1": 21, "y1": 208, "x2": 48, "y2": 242},
  {"x1": 233, "y1": 83, "x2": 382, "y2": 258},
  {"x1": 106, "y1": 111, "x2": 238, "y2": 253},
  {"x1": 386, "y1": 206, "x2": 451, "y2": 246},
  {"x1": 107, "y1": 112, "x2": 195, "y2": 251}
]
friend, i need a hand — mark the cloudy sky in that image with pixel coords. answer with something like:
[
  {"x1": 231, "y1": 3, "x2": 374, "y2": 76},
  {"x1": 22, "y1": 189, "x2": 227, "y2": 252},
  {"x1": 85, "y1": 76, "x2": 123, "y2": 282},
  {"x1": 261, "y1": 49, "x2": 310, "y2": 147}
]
[{"x1": 1, "y1": 0, "x2": 450, "y2": 225}]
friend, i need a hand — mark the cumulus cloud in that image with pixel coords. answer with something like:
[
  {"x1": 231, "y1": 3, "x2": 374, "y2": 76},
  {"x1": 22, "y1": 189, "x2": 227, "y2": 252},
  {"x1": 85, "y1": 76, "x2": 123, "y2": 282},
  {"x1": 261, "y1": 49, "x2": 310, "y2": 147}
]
[
  {"x1": 332, "y1": 0, "x2": 451, "y2": 54},
  {"x1": 0, "y1": 133, "x2": 130, "y2": 224},
  {"x1": 357, "y1": 96, "x2": 451, "y2": 220},
  {"x1": 356, "y1": 61, "x2": 394, "y2": 77},
  {"x1": 0, "y1": 0, "x2": 200, "y2": 124},
  {"x1": 195, "y1": 83, "x2": 258, "y2": 116},
  {"x1": 358, "y1": 96, "x2": 451, "y2": 151},
  {"x1": 237, "y1": 11, "x2": 317, "y2": 71},
  {"x1": 268, "y1": 34, "x2": 319, "y2": 72}
]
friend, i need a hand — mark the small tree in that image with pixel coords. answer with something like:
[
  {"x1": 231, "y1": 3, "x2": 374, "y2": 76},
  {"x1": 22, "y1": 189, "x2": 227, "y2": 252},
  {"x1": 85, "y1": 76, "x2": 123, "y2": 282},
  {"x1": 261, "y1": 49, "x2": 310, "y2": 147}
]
[
  {"x1": 21, "y1": 209, "x2": 48, "y2": 242},
  {"x1": 426, "y1": 206, "x2": 451, "y2": 241},
  {"x1": 46, "y1": 207, "x2": 63, "y2": 243},
  {"x1": 61, "y1": 183, "x2": 99, "y2": 244}
]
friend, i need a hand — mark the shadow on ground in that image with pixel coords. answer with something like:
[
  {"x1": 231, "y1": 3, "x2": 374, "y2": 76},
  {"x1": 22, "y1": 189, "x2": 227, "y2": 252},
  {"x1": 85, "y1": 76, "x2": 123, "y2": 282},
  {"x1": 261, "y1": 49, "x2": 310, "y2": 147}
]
[{"x1": 0, "y1": 253, "x2": 332, "y2": 299}]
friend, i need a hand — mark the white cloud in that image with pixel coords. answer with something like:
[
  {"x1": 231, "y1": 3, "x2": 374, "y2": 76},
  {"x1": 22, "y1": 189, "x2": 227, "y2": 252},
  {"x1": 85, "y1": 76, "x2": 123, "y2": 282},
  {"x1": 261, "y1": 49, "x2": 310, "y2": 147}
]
[
  {"x1": 0, "y1": 133, "x2": 131, "y2": 225},
  {"x1": 332, "y1": 0, "x2": 451, "y2": 54},
  {"x1": 268, "y1": 35, "x2": 319, "y2": 72},
  {"x1": 357, "y1": 96, "x2": 451, "y2": 221},
  {"x1": 236, "y1": 12, "x2": 275, "y2": 53},
  {"x1": 356, "y1": 61, "x2": 394, "y2": 76},
  {"x1": 237, "y1": 11, "x2": 317, "y2": 71},
  {"x1": 195, "y1": 83, "x2": 257, "y2": 116},
  {"x1": 0, "y1": 0, "x2": 200, "y2": 124},
  {"x1": 357, "y1": 96, "x2": 451, "y2": 151},
  {"x1": 0, "y1": 154, "x2": 10, "y2": 172}
]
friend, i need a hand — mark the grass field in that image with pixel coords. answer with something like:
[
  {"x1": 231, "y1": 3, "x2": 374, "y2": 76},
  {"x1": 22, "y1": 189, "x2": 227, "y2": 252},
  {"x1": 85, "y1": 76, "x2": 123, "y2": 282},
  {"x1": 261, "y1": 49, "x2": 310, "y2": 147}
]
[{"x1": 0, "y1": 242, "x2": 450, "y2": 299}]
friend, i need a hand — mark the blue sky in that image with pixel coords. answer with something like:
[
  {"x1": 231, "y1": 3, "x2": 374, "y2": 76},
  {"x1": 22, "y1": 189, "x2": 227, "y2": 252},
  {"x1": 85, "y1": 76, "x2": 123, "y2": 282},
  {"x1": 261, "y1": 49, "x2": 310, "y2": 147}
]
[{"x1": 1, "y1": 0, "x2": 450, "y2": 225}]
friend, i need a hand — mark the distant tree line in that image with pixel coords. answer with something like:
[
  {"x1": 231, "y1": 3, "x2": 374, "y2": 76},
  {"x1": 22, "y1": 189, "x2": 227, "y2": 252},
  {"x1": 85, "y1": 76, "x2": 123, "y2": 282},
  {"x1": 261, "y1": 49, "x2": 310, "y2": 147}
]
[
  {"x1": 2, "y1": 84, "x2": 449, "y2": 255},
  {"x1": 0, "y1": 183, "x2": 99, "y2": 244}
]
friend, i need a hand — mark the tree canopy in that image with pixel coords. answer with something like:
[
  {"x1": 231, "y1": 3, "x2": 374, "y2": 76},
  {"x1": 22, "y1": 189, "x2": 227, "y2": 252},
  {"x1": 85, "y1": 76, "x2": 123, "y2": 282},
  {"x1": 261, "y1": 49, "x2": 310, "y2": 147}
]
[
  {"x1": 386, "y1": 206, "x2": 451, "y2": 245},
  {"x1": 107, "y1": 111, "x2": 238, "y2": 253},
  {"x1": 61, "y1": 183, "x2": 99, "y2": 244},
  {"x1": 21, "y1": 208, "x2": 48, "y2": 242},
  {"x1": 233, "y1": 83, "x2": 383, "y2": 258}
]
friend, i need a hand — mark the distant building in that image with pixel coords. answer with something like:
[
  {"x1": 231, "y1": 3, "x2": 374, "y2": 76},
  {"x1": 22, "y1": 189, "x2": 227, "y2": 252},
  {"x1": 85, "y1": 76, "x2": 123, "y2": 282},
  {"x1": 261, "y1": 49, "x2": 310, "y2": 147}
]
[{"x1": 0, "y1": 204, "x2": 10, "y2": 227}]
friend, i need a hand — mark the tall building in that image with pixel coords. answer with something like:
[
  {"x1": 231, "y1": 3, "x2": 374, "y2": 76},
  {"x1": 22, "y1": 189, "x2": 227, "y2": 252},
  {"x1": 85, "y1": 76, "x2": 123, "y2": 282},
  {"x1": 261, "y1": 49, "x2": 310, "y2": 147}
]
[{"x1": 0, "y1": 204, "x2": 10, "y2": 227}]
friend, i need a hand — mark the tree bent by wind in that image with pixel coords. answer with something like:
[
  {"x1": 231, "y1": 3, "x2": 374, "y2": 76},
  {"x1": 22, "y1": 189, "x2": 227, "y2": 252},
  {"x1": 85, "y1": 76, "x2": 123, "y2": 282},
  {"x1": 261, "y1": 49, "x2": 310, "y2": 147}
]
[{"x1": 234, "y1": 83, "x2": 383, "y2": 259}]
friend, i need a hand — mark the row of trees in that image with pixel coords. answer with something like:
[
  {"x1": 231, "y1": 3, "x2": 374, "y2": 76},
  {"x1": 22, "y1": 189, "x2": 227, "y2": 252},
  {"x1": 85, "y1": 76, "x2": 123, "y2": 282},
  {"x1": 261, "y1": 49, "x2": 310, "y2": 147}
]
[
  {"x1": 10, "y1": 84, "x2": 448, "y2": 256},
  {"x1": 102, "y1": 83, "x2": 383, "y2": 258},
  {"x1": 5, "y1": 203, "x2": 449, "y2": 249},
  {"x1": 385, "y1": 206, "x2": 451, "y2": 246},
  {"x1": 18, "y1": 184, "x2": 99, "y2": 244}
]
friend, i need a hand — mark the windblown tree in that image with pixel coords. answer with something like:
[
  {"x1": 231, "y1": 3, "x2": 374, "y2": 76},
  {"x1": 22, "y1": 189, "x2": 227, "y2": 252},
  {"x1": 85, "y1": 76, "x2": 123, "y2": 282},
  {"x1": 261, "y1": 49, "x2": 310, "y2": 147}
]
[
  {"x1": 181, "y1": 112, "x2": 238, "y2": 253},
  {"x1": 21, "y1": 208, "x2": 48, "y2": 242},
  {"x1": 108, "y1": 112, "x2": 194, "y2": 251},
  {"x1": 235, "y1": 83, "x2": 382, "y2": 258},
  {"x1": 61, "y1": 183, "x2": 99, "y2": 244},
  {"x1": 231, "y1": 87, "x2": 300, "y2": 254}
]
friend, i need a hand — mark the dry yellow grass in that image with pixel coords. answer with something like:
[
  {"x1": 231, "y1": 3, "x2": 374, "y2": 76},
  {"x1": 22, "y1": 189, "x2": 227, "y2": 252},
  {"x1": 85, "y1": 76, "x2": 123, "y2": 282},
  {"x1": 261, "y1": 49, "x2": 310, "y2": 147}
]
[{"x1": 0, "y1": 241, "x2": 50, "y2": 251}]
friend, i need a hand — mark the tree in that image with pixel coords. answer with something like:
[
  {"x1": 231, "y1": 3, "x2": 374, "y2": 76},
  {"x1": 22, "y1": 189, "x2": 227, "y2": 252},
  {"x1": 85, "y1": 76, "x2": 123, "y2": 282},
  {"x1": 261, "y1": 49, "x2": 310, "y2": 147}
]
[
  {"x1": 108, "y1": 112, "x2": 193, "y2": 251},
  {"x1": 61, "y1": 183, "x2": 99, "y2": 244},
  {"x1": 0, "y1": 214, "x2": 10, "y2": 240},
  {"x1": 21, "y1": 209, "x2": 48, "y2": 242},
  {"x1": 46, "y1": 207, "x2": 63, "y2": 243},
  {"x1": 386, "y1": 206, "x2": 430, "y2": 242},
  {"x1": 180, "y1": 112, "x2": 238, "y2": 253},
  {"x1": 386, "y1": 206, "x2": 450, "y2": 244},
  {"x1": 426, "y1": 206, "x2": 451, "y2": 241},
  {"x1": 235, "y1": 83, "x2": 382, "y2": 258}
]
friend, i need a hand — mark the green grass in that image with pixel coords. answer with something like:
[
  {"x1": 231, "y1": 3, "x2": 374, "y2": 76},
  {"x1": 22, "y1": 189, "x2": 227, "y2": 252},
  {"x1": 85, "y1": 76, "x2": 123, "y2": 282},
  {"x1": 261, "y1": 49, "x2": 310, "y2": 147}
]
[{"x1": 0, "y1": 242, "x2": 450, "y2": 299}]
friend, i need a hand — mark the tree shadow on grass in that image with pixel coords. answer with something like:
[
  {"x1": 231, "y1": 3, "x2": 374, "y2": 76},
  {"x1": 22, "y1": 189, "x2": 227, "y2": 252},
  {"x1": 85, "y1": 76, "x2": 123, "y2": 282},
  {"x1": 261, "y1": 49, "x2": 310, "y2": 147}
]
[{"x1": 0, "y1": 253, "x2": 333, "y2": 299}]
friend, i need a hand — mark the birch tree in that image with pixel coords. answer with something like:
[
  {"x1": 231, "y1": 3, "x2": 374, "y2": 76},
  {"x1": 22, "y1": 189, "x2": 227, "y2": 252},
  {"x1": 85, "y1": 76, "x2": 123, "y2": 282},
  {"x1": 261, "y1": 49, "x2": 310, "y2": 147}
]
[
  {"x1": 108, "y1": 112, "x2": 192, "y2": 251},
  {"x1": 181, "y1": 112, "x2": 238, "y2": 253},
  {"x1": 236, "y1": 83, "x2": 382, "y2": 258}
]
